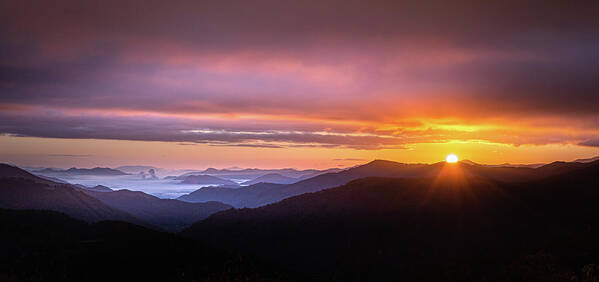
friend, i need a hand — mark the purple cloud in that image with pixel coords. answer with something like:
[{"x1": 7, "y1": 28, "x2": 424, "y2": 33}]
[
  {"x1": 0, "y1": 0, "x2": 598, "y2": 150},
  {"x1": 580, "y1": 138, "x2": 599, "y2": 147}
]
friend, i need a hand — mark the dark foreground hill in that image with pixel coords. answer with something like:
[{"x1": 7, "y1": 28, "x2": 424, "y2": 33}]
[
  {"x1": 0, "y1": 164, "x2": 145, "y2": 225},
  {"x1": 178, "y1": 183, "x2": 285, "y2": 208},
  {"x1": 0, "y1": 209, "x2": 292, "y2": 282},
  {"x1": 184, "y1": 161, "x2": 599, "y2": 281},
  {"x1": 82, "y1": 189, "x2": 232, "y2": 232},
  {"x1": 0, "y1": 164, "x2": 232, "y2": 231},
  {"x1": 0, "y1": 163, "x2": 57, "y2": 185}
]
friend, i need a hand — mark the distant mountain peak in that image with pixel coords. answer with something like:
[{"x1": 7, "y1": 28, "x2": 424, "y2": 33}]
[
  {"x1": 180, "y1": 174, "x2": 238, "y2": 186},
  {"x1": 460, "y1": 159, "x2": 479, "y2": 165},
  {"x1": 365, "y1": 159, "x2": 401, "y2": 165},
  {"x1": 35, "y1": 167, "x2": 129, "y2": 176},
  {"x1": 241, "y1": 173, "x2": 298, "y2": 185},
  {"x1": 574, "y1": 156, "x2": 599, "y2": 163},
  {"x1": 89, "y1": 185, "x2": 113, "y2": 192}
]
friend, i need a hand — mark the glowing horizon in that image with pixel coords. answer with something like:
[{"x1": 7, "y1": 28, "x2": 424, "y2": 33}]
[{"x1": 1, "y1": 1, "x2": 598, "y2": 168}]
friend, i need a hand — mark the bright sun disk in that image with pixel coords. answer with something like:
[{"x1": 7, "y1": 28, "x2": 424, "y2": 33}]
[{"x1": 446, "y1": 154, "x2": 459, "y2": 163}]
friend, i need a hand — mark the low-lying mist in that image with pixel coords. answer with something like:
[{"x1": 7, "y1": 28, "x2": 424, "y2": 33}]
[{"x1": 49, "y1": 175, "x2": 250, "y2": 198}]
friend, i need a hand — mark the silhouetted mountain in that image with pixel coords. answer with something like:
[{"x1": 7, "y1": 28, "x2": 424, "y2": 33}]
[
  {"x1": 178, "y1": 160, "x2": 442, "y2": 207},
  {"x1": 574, "y1": 155, "x2": 599, "y2": 163},
  {"x1": 179, "y1": 159, "x2": 577, "y2": 208},
  {"x1": 199, "y1": 167, "x2": 311, "y2": 177},
  {"x1": 35, "y1": 167, "x2": 129, "y2": 177},
  {"x1": 0, "y1": 163, "x2": 57, "y2": 185},
  {"x1": 533, "y1": 160, "x2": 591, "y2": 176},
  {"x1": 86, "y1": 184, "x2": 113, "y2": 192},
  {"x1": 461, "y1": 159, "x2": 545, "y2": 168},
  {"x1": 82, "y1": 189, "x2": 232, "y2": 232},
  {"x1": 179, "y1": 174, "x2": 238, "y2": 185},
  {"x1": 179, "y1": 167, "x2": 342, "y2": 180},
  {"x1": 184, "y1": 160, "x2": 599, "y2": 281},
  {"x1": 241, "y1": 173, "x2": 299, "y2": 185},
  {"x1": 0, "y1": 164, "x2": 232, "y2": 232},
  {"x1": 71, "y1": 183, "x2": 113, "y2": 192},
  {"x1": 0, "y1": 167, "x2": 144, "y2": 224},
  {"x1": 115, "y1": 165, "x2": 157, "y2": 173},
  {"x1": 178, "y1": 183, "x2": 285, "y2": 208},
  {"x1": 296, "y1": 168, "x2": 344, "y2": 179},
  {"x1": 0, "y1": 209, "x2": 292, "y2": 282},
  {"x1": 37, "y1": 174, "x2": 70, "y2": 184}
]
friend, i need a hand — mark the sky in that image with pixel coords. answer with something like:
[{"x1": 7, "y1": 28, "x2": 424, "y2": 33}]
[{"x1": 1, "y1": 0, "x2": 599, "y2": 169}]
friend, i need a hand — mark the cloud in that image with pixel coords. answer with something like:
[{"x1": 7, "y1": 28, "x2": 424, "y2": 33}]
[
  {"x1": 0, "y1": 0, "x2": 598, "y2": 150},
  {"x1": 579, "y1": 138, "x2": 599, "y2": 147},
  {"x1": 176, "y1": 143, "x2": 197, "y2": 146},
  {"x1": 208, "y1": 143, "x2": 284, "y2": 149},
  {"x1": 0, "y1": 109, "x2": 409, "y2": 149},
  {"x1": 47, "y1": 154, "x2": 92, "y2": 157},
  {"x1": 1, "y1": 107, "x2": 598, "y2": 150},
  {"x1": 1, "y1": 1, "x2": 598, "y2": 119}
]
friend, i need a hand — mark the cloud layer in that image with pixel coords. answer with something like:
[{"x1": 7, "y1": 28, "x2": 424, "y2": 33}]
[{"x1": 1, "y1": 0, "x2": 598, "y2": 149}]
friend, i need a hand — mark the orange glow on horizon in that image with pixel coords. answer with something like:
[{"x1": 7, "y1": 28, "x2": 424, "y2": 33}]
[{"x1": 2, "y1": 135, "x2": 599, "y2": 170}]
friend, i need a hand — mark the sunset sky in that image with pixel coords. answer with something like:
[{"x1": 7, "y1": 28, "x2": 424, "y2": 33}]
[{"x1": 1, "y1": 0, "x2": 599, "y2": 169}]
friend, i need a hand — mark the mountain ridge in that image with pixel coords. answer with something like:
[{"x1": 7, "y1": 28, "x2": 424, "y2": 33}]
[
  {"x1": 178, "y1": 174, "x2": 238, "y2": 186},
  {"x1": 183, "y1": 159, "x2": 599, "y2": 280},
  {"x1": 179, "y1": 159, "x2": 582, "y2": 208},
  {"x1": 0, "y1": 163, "x2": 232, "y2": 231},
  {"x1": 34, "y1": 167, "x2": 129, "y2": 177},
  {"x1": 241, "y1": 173, "x2": 299, "y2": 185},
  {"x1": 82, "y1": 189, "x2": 232, "y2": 231}
]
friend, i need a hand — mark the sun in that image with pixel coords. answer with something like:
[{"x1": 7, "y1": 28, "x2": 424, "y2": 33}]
[{"x1": 446, "y1": 154, "x2": 459, "y2": 163}]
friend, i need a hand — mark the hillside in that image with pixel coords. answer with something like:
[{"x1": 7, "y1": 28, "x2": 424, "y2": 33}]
[
  {"x1": 1, "y1": 163, "x2": 232, "y2": 231},
  {"x1": 179, "y1": 174, "x2": 238, "y2": 185},
  {"x1": 83, "y1": 189, "x2": 232, "y2": 231},
  {"x1": 241, "y1": 173, "x2": 299, "y2": 185},
  {"x1": 179, "y1": 159, "x2": 582, "y2": 208},
  {"x1": 178, "y1": 183, "x2": 285, "y2": 208},
  {"x1": 178, "y1": 168, "x2": 342, "y2": 181},
  {"x1": 87, "y1": 184, "x2": 113, "y2": 192},
  {"x1": 35, "y1": 167, "x2": 129, "y2": 177},
  {"x1": 184, "y1": 161, "x2": 599, "y2": 281},
  {"x1": 0, "y1": 177, "x2": 144, "y2": 225},
  {"x1": 0, "y1": 163, "x2": 57, "y2": 185},
  {"x1": 0, "y1": 209, "x2": 292, "y2": 281}
]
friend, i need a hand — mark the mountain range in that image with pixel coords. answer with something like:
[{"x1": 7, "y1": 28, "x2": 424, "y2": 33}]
[
  {"x1": 81, "y1": 189, "x2": 231, "y2": 231},
  {"x1": 178, "y1": 174, "x2": 239, "y2": 186},
  {"x1": 241, "y1": 173, "x2": 299, "y2": 185},
  {"x1": 0, "y1": 164, "x2": 232, "y2": 231},
  {"x1": 177, "y1": 159, "x2": 592, "y2": 208},
  {"x1": 2, "y1": 158, "x2": 599, "y2": 280},
  {"x1": 178, "y1": 167, "x2": 342, "y2": 181},
  {"x1": 115, "y1": 165, "x2": 158, "y2": 174},
  {"x1": 178, "y1": 183, "x2": 286, "y2": 208},
  {"x1": 183, "y1": 159, "x2": 599, "y2": 280},
  {"x1": 0, "y1": 164, "x2": 144, "y2": 224},
  {"x1": 34, "y1": 167, "x2": 129, "y2": 177}
]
